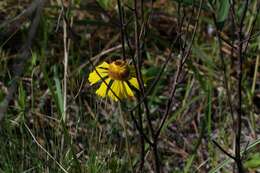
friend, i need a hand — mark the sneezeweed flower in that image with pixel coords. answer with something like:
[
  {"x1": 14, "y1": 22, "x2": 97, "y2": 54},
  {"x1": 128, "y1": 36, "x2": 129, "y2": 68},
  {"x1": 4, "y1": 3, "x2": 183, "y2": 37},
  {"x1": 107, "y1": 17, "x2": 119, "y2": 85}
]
[{"x1": 88, "y1": 59, "x2": 139, "y2": 101}]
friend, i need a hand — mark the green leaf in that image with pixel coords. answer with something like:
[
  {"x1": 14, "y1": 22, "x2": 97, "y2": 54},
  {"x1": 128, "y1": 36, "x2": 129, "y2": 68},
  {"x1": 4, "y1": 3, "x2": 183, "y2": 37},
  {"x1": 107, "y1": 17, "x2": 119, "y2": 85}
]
[
  {"x1": 184, "y1": 155, "x2": 195, "y2": 173},
  {"x1": 245, "y1": 153, "x2": 260, "y2": 169},
  {"x1": 97, "y1": 0, "x2": 108, "y2": 9},
  {"x1": 53, "y1": 66, "x2": 64, "y2": 120},
  {"x1": 97, "y1": 0, "x2": 111, "y2": 10},
  {"x1": 42, "y1": 65, "x2": 63, "y2": 117},
  {"x1": 216, "y1": 0, "x2": 230, "y2": 29}
]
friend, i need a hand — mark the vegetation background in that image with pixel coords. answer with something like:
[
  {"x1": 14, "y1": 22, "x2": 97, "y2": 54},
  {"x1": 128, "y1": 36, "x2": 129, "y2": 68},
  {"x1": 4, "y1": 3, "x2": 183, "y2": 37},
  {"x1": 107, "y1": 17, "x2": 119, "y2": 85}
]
[{"x1": 0, "y1": 0, "x2": 259, "y2": 172}]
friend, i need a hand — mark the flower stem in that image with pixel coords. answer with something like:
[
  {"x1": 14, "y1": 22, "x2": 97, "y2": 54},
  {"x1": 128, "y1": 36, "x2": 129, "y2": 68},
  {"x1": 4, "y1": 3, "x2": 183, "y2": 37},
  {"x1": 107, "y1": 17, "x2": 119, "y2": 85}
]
[{"x1": 119, "y1": 103, "x2": 134, "y2": 172}]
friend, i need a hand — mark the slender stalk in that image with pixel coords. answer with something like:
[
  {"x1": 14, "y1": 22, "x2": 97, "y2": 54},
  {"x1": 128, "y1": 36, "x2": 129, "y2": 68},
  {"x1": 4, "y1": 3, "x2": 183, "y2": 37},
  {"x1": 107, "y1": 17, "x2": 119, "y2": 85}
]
[
  {"x1": 117, "y1": 0, "x2": 126, "y2": 60},
  {"x1": 62, "y1": 9, "x2": 68, "y2": 122},
  {"x1": 137, "y1": 94, "x2": 145, "y2": 172},
  {"x1": 133, "y1": 0, "x2": 160, "y2": 172},
  {"x1": 128, "y1": 2, "x2": 146, "y2": 169},
  {"x1": 119, "y1": 103, "x2": 134, "y2": 173},
  {"x1": 235, "y1": 1, "x2": 249, "y2": 172}
]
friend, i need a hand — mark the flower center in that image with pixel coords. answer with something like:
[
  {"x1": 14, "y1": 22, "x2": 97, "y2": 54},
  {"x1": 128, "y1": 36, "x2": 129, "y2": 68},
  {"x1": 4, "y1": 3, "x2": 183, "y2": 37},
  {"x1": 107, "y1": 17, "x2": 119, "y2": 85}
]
[{"x1": 108, "y1": 60, "x2": 130, "y2": 80}]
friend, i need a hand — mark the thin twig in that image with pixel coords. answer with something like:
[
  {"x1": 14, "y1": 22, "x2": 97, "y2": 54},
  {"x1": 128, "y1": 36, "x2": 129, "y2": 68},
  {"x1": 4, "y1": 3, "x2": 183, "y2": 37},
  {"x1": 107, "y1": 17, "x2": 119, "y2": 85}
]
[
  {"x1": 119, "y1": 104, "x2": 134, "y2": 173},
  {"x1": 212, "y1": 140, "x2": 235, "y2": 160},
  {"x1": 117, "y1": 0, "x2": 126, "y2": 60},
  {"x1": 235, "y1": 1, "x2": 250, "y2": 172},
  {"x1": 155, "y1": 0, "x2": 203, "y2": 138},
  {"x1": 132, "y1": 0, "x2": 160, "y2": 172}
]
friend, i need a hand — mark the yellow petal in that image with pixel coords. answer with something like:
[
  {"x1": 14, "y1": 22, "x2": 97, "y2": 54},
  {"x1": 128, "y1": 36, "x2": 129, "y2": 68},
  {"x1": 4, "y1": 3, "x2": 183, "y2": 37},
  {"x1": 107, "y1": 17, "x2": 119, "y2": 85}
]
[
  {"x1": 88, "y1": 70, "x2": 107, "y2": 85},
  {"x1": 123, "y1": 82, "x2": 134, "y2": 97},
  {"x1": 118, "y1": 81, "x2": 126, "y2": 98},
  {"x1": 108, "y1": 80, "x2": 121, "y2": 101},
  {"x1": 128, "y1": 77, "x2": 139, "y2": 89},
  {"x1": 98, "y1": 61, "x2": 109, "y2": 69},
  {"x1": 96, "y1": 78, "x2": 111, "y2": 97},
  {"x1": 88, "y1": 62, "x2": 109, "y2": 85}
]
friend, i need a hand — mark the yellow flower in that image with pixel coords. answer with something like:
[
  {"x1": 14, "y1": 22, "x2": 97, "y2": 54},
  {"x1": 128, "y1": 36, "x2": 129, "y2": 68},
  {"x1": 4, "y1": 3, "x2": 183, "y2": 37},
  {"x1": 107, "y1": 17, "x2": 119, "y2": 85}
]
[{"x1": 88, "y1": 59, "x2": 139, "y2": 101}]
